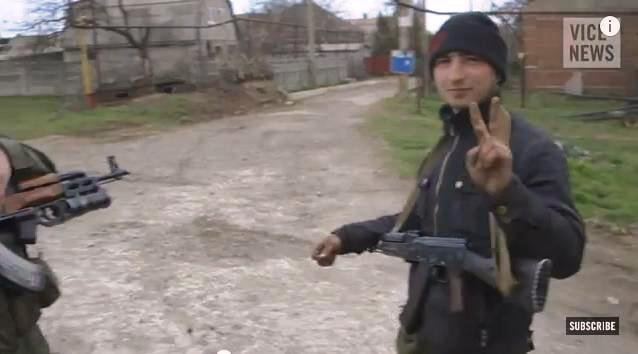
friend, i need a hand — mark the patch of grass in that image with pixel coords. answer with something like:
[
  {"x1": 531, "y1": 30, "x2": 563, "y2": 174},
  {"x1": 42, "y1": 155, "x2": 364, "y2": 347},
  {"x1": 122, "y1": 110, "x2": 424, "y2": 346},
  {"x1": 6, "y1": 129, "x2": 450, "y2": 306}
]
[
  {"x1": 363, "y1": 95, "x2": 444, "y2": 177},
  {"x1": 365, "y1": 91, "x2": 638, "y2": 225},
  {"x1": 0, "y1": 95, "x2": 196, "y2": 140}
]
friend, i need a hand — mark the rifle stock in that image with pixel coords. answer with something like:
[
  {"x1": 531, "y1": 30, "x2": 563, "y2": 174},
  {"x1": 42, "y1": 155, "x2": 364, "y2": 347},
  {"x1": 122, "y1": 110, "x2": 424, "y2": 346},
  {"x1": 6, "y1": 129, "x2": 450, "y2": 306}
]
[
  {"x1": 372, "y1": 231, "x2": 552, "y2": 314},
  {"x1": 0, "y1": 156, "x2": 129, "y2": 231},
  {"x1": 0, "y1": 156, "x2": 130, "y2": 291}
]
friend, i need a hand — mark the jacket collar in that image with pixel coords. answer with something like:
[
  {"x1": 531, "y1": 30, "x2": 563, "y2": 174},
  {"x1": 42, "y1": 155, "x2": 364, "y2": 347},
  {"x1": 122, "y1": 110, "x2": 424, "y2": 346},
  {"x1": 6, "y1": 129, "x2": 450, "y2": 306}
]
[{"x1": 439, "y1": 98, "x2": 493, "y2": 137}]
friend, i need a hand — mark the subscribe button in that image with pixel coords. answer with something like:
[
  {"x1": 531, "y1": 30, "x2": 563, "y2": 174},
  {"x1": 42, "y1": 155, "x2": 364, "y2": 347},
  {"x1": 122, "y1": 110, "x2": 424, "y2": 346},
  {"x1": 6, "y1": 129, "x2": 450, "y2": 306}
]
[{"x1": 566, "y1": 317, "x2": 620, "y2": 335}]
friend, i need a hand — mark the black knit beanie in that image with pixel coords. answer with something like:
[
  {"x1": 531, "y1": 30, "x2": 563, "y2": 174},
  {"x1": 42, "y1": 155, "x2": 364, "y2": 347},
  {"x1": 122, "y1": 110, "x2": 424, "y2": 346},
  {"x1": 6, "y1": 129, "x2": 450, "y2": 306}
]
[{"x1": 429, "y1": 12, "x2": 508, "y2": 84}]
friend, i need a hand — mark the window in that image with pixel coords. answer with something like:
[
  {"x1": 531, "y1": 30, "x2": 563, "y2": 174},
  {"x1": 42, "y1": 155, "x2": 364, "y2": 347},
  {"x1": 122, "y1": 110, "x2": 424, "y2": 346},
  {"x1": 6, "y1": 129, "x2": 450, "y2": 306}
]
[{"x1": 206, "y1": 41, "x2": 223, "y2": 59}]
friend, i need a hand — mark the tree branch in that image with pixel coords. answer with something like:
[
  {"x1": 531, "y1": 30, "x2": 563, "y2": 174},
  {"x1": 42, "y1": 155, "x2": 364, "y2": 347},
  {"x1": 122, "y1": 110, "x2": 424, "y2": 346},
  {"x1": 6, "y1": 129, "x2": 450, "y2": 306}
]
[
  {"x1": 141, "y1": 28, "x2": 152, "y2": 47},
  {"x1": 118, "y1": 0, "x2": 131, "y2": 28}
]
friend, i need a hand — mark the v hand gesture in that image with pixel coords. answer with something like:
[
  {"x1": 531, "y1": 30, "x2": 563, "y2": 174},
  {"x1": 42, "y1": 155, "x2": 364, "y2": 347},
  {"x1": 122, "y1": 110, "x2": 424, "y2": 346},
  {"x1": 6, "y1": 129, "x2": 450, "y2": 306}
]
[{"x1": 466, "y1": 97, "x2": 513, "y2": 200}]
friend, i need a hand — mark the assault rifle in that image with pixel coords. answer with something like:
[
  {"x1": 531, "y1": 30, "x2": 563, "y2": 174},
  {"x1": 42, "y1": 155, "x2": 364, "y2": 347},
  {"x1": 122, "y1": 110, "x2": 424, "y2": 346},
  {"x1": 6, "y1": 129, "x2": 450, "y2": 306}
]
[
  {"x1": 0, "y1": 156, "x2": 129, "y2": 292},
  {"x1": 371, "y1": 231, "x2": 552, "y2": 314}
]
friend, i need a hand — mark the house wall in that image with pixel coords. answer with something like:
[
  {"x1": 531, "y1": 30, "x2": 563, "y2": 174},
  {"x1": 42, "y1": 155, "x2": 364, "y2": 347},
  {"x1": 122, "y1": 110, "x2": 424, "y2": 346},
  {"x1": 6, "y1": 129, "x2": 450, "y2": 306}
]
[
  {"x1": 522, "y1": 0, "x2": 638, "y2": 95},
  {"x1": 62, "y1": 0, "x2": 236, "y2": 49},
  {"x1": 64, "y1": 43, "x2": 207, "y2": 88},
  {"x1": 57, "y1": 0, "x2": 239, "y2": 90}
]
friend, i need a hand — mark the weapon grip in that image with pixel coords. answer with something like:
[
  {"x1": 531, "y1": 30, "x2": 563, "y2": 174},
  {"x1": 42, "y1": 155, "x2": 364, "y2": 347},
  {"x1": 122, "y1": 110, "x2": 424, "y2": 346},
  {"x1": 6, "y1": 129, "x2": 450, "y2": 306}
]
[
  {"x1": 3, "y1": 184, "x2": 64, "y2": 213},
  {"x1": 448, "y1": 268, "x2": 464, "y2": 312},
  {"x1": 18, "y1": 173, "x2": 60, "y2": 191}
]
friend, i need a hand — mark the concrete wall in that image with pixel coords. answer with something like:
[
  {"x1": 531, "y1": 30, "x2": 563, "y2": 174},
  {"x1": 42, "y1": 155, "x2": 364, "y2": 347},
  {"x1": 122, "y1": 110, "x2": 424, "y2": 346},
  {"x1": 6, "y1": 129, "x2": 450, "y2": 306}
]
[
  {"x1": 0, "y1": 46, "x2": 366, "y2": 97},
  {"x1": 321, "y1": 50, "x2": 369, "y2": 80},
  {"x1": 269, "y1": 56, "x2": 349, "y2": 92},
  {"x1": 0, "y1": 58, "x2": 82, "y2": 96},
  {"x1": 65, "y1": 44, "x2": 207, "y2": 88}
]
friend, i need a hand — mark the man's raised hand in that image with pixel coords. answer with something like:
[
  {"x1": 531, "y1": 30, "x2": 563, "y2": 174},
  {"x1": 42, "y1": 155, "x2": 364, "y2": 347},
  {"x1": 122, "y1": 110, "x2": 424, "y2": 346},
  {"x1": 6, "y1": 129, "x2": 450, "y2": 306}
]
[{"x1": 465, "y1": 97, "x2": 513, "y2": 199}]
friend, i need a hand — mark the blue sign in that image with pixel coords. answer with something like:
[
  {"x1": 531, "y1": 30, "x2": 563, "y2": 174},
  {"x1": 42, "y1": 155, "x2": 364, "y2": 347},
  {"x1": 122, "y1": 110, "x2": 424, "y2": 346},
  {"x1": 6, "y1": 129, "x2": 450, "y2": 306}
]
[{"x1": 391, "y1": 50, "x2": 416, "y2": 75}]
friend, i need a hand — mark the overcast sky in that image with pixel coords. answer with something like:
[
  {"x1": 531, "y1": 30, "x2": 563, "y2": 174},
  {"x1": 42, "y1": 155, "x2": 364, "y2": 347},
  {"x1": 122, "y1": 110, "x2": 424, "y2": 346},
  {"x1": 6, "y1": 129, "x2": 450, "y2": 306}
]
[{"x1": 1, "y1": 0, "x2": 503, "y2": 37}]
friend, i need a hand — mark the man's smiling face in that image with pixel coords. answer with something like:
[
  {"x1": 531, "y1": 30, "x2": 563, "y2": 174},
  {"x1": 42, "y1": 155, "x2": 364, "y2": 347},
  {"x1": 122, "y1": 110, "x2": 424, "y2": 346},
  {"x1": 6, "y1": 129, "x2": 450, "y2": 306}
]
[{"x1": 432, "y1": 51, "x2": 499, "y2": 109}]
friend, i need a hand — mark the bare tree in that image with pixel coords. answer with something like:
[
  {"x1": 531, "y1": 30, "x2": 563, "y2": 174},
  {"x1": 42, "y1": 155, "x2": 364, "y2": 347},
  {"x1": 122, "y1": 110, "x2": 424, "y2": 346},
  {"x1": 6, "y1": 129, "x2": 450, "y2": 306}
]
[
  {"x1": 22, "y1": 0, "x2": 155, "y2": 83},
  {"x1": 490, "y1": 0, "x2": 529, "y2": 43},
  {"x1": 22, "y1": 0, "x2": 70, "y2": 34},
  {"x1": 225, "y1": 0, "x2": 243, "y2": 45},
  {"x1": 250, "y1": 0, "x2": 296, "y2": 14},
  {"x1": 75, "y1": 0, "x2": 154, "y2": 82},
  {"x1": 250, "y1": 0, "x2": 346, "y2": 16}
]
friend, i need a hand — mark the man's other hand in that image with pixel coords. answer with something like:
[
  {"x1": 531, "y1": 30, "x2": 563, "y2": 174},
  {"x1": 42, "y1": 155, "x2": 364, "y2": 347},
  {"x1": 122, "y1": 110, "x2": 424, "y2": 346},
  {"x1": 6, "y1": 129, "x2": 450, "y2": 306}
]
[{"x1": 311, "y1": 234, "x2": 342, "y2": 267}]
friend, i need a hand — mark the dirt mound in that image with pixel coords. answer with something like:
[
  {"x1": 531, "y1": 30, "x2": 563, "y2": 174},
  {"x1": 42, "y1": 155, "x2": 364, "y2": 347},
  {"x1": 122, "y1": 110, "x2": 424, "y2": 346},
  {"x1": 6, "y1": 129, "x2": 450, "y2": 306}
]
[{"x1": 132, "y1": 80, "x2": 287, "y2": 121}]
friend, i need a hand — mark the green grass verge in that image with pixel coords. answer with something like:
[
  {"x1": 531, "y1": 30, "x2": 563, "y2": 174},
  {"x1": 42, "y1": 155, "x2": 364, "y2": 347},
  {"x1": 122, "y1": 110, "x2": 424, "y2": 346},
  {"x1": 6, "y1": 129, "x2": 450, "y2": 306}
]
[
  {"x1": 364, "y1": 91, "x2": 638, "y2": 225},
  {"x1": 0, "y1": 95, "x2": 196, "y2": 140}
]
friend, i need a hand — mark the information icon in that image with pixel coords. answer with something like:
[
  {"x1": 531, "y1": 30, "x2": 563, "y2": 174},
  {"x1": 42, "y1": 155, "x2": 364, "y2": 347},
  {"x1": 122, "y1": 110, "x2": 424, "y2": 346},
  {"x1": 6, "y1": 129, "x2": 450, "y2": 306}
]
[{"x1": 600, "y1": 16, "x2": 621, "y2": 37}]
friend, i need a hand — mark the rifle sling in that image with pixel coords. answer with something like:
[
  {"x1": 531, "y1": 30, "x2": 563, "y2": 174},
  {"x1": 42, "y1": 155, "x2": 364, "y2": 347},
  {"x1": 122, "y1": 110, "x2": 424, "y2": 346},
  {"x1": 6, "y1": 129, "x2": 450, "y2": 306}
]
[
  {"x1": 392, "y1": 136, "x2": 450, "y2": 233},
  {"x1": 390, "y1": 134, "x2": 517, "y2": 310}
]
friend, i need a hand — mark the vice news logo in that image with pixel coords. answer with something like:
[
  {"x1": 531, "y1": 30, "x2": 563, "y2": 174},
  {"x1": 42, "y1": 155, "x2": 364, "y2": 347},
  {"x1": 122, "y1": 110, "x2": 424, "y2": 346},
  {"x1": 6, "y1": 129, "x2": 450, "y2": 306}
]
[
  {"x1": 563, "y1": 16, "x2": 622, "y2": 69},
  {"x1": 566, "y1": 317, "x2": 620, "y2": 335}
]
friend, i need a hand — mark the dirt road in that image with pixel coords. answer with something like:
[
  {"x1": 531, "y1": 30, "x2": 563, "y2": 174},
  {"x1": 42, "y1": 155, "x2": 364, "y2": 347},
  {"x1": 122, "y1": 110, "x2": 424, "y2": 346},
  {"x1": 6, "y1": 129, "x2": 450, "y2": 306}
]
[{"x1": 31, "y1": 80, "x2": 637, "y2": 354}]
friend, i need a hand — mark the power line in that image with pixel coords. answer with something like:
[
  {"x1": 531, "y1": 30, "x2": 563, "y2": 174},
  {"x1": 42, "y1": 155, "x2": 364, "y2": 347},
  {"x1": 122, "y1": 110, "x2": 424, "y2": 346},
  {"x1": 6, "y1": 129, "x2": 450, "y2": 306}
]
[
  {"x1": 73, "y1": 18, "x2": 236, "y2": 30},
  {"x1": 72, "y1": 17, "x2": 363, "y2": 35},
  {"x1": 69, "y1": 0, "x2": 202, "y2": 10},
  {"x1": 393, "y1": 0, "x2": 638, "y2": 16},
  {"x1": 23, "y1": 1, "x2": 365, "y2": 36},
  {"x1": 236, "y1": 16, "x2": 363, "y2": 34}
]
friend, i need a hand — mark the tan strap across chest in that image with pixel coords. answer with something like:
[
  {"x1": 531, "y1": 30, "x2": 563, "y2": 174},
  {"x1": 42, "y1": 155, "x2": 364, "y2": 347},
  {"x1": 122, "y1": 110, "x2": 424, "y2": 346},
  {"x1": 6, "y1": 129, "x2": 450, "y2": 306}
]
[{"x1": 391, "y1": 134, "x2": 516, "y2": 296}]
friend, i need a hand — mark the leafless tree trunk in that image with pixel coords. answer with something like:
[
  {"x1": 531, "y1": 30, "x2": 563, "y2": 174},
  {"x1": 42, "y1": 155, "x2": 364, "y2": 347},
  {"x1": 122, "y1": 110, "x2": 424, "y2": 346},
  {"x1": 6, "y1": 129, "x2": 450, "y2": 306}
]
[
  {"x1": 491, "y1": 0, "x2": 529, "y2": 45},
  {"x1": 24, "y1": 0, "x2": 155, "y2": 84},
  {"x1": 225, "y1": 0, "x2": 243, "y2": 45},
  {"x1": 100, "y1": 0, "x2": 154, "y2": 82}
]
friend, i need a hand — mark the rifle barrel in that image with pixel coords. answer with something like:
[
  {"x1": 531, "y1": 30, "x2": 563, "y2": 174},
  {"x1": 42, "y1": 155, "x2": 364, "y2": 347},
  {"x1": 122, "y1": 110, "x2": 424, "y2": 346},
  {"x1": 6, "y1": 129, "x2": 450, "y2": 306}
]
[{"x1": 97, "y1": 170, "x2": 130, "y2": 184}]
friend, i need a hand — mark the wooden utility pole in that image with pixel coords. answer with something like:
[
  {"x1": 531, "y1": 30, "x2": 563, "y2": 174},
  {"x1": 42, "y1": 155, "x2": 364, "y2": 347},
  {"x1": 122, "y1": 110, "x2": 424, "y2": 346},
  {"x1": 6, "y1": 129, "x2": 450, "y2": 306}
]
[
  {"x1": 398, "y1": 4, "x2": 411, "y2": 95},
  {"x1": 90, "y1": 0, "x2": 101, "y2": 86},
  {"x1": 519, "y1": 52, "x2": 527, "y2": 108},
  {"x1": 76, "y1": 17, "x2": 96, "y2": 108},
  {"x1": 196, "y1": 0, "x2": 203, "y2": 85},
  {"x1": 417, "y1": 0, "x2": 429, "y2": 112},
  {"x1": 422, "y1": 0, "x2": 429, "y2": 97},
  {"x1": 306, "y1": 0, "x2": 317, "y2": 88}
]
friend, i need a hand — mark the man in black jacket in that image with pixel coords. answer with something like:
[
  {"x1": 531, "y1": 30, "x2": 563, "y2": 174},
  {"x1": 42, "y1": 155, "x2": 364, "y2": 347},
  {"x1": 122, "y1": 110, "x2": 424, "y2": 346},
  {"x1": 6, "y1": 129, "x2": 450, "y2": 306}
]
[{"x1": 311, "y1": 12, "x2": 586, "y2": 354}]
